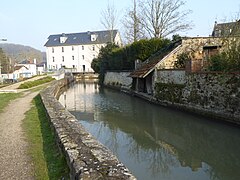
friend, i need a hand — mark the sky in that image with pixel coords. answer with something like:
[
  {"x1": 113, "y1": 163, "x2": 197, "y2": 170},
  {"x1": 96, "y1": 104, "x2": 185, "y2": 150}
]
[{"x1": 0, "y1": 0, "x2": 240, "y2": 51}]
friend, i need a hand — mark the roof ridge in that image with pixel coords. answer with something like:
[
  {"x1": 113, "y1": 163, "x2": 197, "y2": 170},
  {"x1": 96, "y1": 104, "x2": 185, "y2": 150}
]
[
  {"x1": 45, "y1": 30, "x2": 119, "y2": 47},
  {"x1": 49, "y1": 29, "x2": 118, "y2": 36}
]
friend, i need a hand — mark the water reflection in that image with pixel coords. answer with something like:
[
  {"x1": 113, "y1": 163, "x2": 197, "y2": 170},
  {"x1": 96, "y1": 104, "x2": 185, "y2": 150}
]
[{"x1": 59, "y1": 81, "x2": 240, "y2": 180}]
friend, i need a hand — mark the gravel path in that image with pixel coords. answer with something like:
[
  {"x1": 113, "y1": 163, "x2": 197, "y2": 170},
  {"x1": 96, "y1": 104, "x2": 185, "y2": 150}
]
[{"x1": 0, "y1": 90, "x2": 39, "y2": 179}]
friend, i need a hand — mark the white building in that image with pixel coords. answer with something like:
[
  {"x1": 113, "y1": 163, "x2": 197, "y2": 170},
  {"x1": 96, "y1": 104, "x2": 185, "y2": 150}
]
[
  {"x1": 44, "y1": 30, "x2": 122, "y2": 72},
  {"x1": 18, "y1": 59, "x2": 37, "y2": 77},
  {"x1": 37, "y1": 62, "x2": 46, "y2": 75},
  {"x1": 1, "y1": 65, "x2": 29, "y2": 81}
]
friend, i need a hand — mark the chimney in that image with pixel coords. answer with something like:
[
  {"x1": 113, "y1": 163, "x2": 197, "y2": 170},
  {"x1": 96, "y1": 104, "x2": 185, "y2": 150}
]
[{"x1": 135, "y1": 59, "x2": 142, "y2": 70}]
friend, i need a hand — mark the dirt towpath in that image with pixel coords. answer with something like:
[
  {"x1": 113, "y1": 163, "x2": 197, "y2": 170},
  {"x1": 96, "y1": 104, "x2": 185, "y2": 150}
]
[{"x1": 0, "y1": 91, "x2": 40, "y2": 179}]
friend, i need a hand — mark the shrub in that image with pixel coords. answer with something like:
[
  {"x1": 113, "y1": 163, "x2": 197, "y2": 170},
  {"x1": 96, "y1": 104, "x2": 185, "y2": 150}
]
[
  {"x1": 174, "y1": 52, "x2": 191, "y2": 68},
  {"x1": 208, "y1": 39, "x2": 240, "y2": 72}
]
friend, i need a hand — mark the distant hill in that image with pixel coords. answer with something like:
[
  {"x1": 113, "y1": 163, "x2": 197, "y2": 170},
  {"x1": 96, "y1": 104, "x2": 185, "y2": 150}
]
[{"x1": 0, "y1": 43, "x2": 46, "y2": 64}]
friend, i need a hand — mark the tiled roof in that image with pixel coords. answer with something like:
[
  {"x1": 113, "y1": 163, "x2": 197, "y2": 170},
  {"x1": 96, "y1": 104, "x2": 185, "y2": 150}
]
[
  {"x1": 14, "y1": 65, "x2": 28, "y2": 71},
  {"x1": 130, "y1": 59, "x2": 159, "y2": 78},
  {"x1": 5, "y1": 65, "x2": 28, "y2": 73},
  {"x1": 130, "y1": 40, "x2": 182, "y2": 78},
  {"x1": 19, "y1": 60, "x2": 34, "y2": 64},
  {"x1": 44, "y1": 30, "x2": 118, "y2": 47}
]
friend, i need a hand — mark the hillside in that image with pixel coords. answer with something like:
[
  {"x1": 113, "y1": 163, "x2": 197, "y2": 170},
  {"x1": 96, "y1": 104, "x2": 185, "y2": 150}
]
[{"x1": 0, "y1": 43, "x2": 46, "y2": 64}]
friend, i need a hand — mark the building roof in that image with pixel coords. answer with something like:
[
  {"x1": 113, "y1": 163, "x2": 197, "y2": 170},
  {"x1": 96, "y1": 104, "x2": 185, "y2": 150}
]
[
  {"x1": 44, "y1": 30, "x2": 119, "y2": 47},
  {"x1": 37, "y1": 62, "x2": 46, "y2": 67},
  {"x1": 19, "y1": 60, "x2": 36, "y2": 64},
  {"x1": 5, "y1": 65, "x2": 28, "y2": 74},
  {"x1": 212, "y1": 20, "x2": 240, "y2": 37},
  {"x1": 130, "y1": 40, "x2": 182, "y2": 78},
  {"x1": 14, "y1": 65, "x2": 26, "y2": 71}
]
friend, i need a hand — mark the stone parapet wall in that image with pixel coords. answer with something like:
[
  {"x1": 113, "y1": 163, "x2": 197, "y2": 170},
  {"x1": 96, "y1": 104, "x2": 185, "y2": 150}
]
[
  {"x1": 155, "y1": 72, "x2": 240, "y2": 124},
  {"x1": 40, "y1": 79, "x2": 136, "y2": 179},
  {"x1": 104, "y1": 71, "x2": 132, "y2": 90}
]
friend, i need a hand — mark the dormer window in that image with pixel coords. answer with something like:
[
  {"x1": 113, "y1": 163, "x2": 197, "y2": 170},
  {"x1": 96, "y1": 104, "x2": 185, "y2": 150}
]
[
  {"x1": 60, "y1": 33, "x2": 67, "y2": 43},
  {"x1": 91, "y1": 34, "x2": 98, "y2": 41}
]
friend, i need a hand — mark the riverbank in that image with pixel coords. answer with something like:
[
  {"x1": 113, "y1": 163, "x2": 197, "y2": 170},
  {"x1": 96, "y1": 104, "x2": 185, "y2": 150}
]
[
  {"x1": 60, "y1": 80, "x2": 240, "y2": 180},
  {"x1": 23, "y1": 94, "x2": 69, "y2": 179},
  {"x1": 40, "y1": 79, "x2": 136, "y2": 179},
  {"x1": 104, "y1": 71, "x2": 240, "y2": 126}
]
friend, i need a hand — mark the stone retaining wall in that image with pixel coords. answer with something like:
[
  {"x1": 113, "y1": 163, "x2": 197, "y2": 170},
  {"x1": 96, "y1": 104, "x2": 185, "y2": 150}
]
[
  {"x1": 156, "y1": 69, "x2": 186, "y2": 85},
  {"x1": 104, "y1": 71, "x2": 132, "y2": 90},
  {"x1": 40, "y1": 79, "x2": 136, "y2": 179},
  {"x1": 155, "y1": 72, "x2": 240, "y2": 125}
]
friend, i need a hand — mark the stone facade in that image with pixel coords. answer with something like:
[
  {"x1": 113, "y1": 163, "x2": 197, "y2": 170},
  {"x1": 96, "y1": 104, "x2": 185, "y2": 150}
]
[
  {"x1": 155, "y1": 72, "x2": 240, "y2": 124},
  {"x1": 157, "y1": 37, "x2": 224, "y2": 72},
  {"x1": 156, "y1": 69, "x2": 186, "y2": 85},
  {"x1": 40, "y1": 79, "x2": 136, "y2": 179}
]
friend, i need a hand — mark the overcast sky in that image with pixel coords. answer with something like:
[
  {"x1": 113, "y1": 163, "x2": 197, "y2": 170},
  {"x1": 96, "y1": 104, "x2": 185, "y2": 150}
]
[{"x1": 0, "y1": 0, "x2": 239, "y2": 51}]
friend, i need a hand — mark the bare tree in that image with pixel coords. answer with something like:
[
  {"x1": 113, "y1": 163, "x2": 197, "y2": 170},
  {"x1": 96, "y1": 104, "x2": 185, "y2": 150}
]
[
  {"x1": 140, "y1": 0, "x2": 192, "y2": 38},
  {"x1": 122, "y1": 0, "x2": 146, "y2": 43},
  {"x1": 101, "y1": 1, "x2": 118, "y2": 43}
]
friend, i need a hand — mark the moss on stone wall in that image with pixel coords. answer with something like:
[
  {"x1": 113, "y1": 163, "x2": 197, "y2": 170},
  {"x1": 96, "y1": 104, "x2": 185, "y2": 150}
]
[
  {"x1": 155, "y1": 73, "x2": 240, "y2": 124},
  {"x1": 155, "y1": 83, "x2": 185, "y2": 103}
]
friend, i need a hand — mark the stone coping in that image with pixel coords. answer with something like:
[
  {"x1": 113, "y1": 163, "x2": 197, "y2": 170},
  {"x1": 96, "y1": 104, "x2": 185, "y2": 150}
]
[{"x1": 40, "y1": 79, "x2": 136, "y2": 180}]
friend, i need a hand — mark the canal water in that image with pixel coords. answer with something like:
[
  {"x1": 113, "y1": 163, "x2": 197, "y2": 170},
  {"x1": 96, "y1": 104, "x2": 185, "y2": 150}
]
[{"x1": 59, "y1": 80, "x2": 240, "y2": 180}]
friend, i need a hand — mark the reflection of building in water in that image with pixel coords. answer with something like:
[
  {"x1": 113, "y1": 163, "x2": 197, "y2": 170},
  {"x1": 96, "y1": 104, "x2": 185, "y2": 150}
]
[
  {"x1": 144, "y1": 127, "x2": 202, "y2": 171},
  {"x1": 70, "y1": 111, "x2": 95, "y2": 122},
  {"x1": 139, "y1": 113, "x2": 240, "y2": 177},
  {"x1": 180, "y1": 158, "x2": 202, "y2": 172},
  {"x1": 59, "y1": 80, "x2": 99, "y2": 112}
]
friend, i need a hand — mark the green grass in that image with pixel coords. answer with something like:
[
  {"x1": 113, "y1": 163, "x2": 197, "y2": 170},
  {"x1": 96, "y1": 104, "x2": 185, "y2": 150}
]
[
  {"x1": 23, "y1": 95, "x2": 69, "y2": 180},
  {"x1": 0, "y1": 93, "x2": 21, "y2": 113},
  {"x1": 18, "y1": 76, "x2": 55, "y2": 89},
  {"x1": 29, "y1": 83, "x2": 51, "y2": 93}
]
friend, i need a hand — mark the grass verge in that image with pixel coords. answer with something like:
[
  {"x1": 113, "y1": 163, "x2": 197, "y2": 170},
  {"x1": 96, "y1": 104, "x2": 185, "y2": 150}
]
[
  {"x1": 23, "y1": 94, "x2": 69, "y2": 179},
  {"x1": 18, "y1": 76, "x2": 55, "y2": 89},
  {"x1": 0, "y1": 93, "x2": 21, "y2": 113}
]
